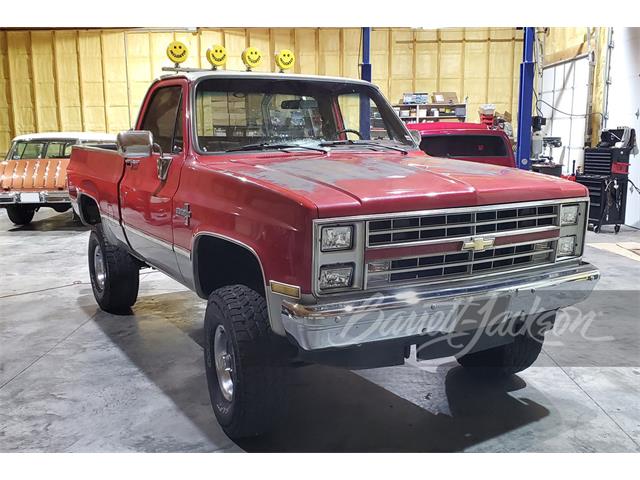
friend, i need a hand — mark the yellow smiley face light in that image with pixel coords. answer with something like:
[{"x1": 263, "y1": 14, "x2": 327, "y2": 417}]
[
  {"x1": 166, "y1": 41, "x2": 189, "y2": 66},
  {"x1": 206, "y1": 44, "x2": 227, "y2": 69},
  {"x1": 275, "y1": 49, "x2": 295, "y2": 72},
  {"x1": 241, "y1": 47, "x2": 262, "y2": 71}
]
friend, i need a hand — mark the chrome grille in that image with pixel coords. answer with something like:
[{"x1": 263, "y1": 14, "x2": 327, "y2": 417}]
[
  {"x1": 367, "y1": 240, "x2": 556, "y2": 288},
  {"x1": 367, "y1": 205, "x2": 558, "y2": 247}
]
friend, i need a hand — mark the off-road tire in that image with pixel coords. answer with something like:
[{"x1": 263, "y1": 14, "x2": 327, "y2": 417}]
[
  {"x1": 204, "y1": 285, "x2": 288, "y2": 439},
  {"x1": 88, "y1": 224, "x2": 140, "y2": 314},
  {"x1": 6, "y1": 205, "x2": 36, "y2": 225},
  {"x1": 457, "y1": 312, "x2": 556, "y2": 378}
]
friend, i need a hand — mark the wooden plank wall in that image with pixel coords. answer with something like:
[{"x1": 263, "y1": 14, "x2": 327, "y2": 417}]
[{"x1": 0, "y1": 27, "x2": 524, "y2": 155}]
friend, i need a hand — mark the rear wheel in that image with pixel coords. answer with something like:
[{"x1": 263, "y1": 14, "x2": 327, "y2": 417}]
[
  {"x1": 6, "y1": 205, "x2": 36, "y2": 225},
  {"x1": 457, "y1": 312, "x2": 556, "y2": 378},
  {"x1": 204, "y1": 285, "x2": 289, "y2": 439},
  {"x1": 88, "y1": 224, "x2": 140, "y2": 314},
  {"x1": 52, "y1": 204, "x2": 70, "y2": 213}
]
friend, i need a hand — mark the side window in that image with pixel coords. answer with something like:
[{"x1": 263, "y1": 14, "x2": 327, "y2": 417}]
[
  {"x1": 140, "y1": 86, "x2": 183, "y2": 154},
  {"x1": 21, "y1": 142, "x2": 46, "y2": 159},
  {"x1": 420, "y1": 135, "x2": 508, "y2": 158},
  {"x1": 337, "y1": 93, "x2": 392, "y2": 141},
  {"x1": 63, "y1": 143, "x2": 75, "y2": 157},
  {"x1": 9, "y1": 142, "x2": 25, "y2": 160},
  {"x1": 45, "y1": 141, "x2": 74, "y2": 159}
]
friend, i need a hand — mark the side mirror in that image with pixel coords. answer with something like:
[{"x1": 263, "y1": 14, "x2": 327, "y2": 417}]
[
  {"x1": 409, "y1": 129, "x2": 422, "y2": 146},
  {"x1": 117, "y1": 130, "x2": 153, "y2": 159}
]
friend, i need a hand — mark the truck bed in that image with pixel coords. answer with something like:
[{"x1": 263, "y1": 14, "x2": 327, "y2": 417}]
[{"x1": 67, "y1": 144, "x2": 125, "y2": 218}]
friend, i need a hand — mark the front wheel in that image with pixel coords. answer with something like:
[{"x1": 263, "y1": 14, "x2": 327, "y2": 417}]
[
  {"x1": 456, "y1": 312, "x2": 556, "y2": 378},
  {"x1": 6, "y1": 205, "x2": 36, "y2": 225},
  {"x1": 88, "y1": 224, "x2": 140, "y2": 314},
  {"x1": 204, "y1": 285, "x2": 288, "y2": 439}
]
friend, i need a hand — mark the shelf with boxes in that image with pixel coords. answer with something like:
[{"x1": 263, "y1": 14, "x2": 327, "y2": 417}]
[{"x1": 392, "y1": 92, "x2": 467, "y2": 124}]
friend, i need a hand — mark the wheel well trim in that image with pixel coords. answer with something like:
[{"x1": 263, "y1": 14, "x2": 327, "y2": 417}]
[
  {"x1": 191, "y1": 231, "x2": 268, "y2": 297},
  {"x1": 191, "y1": 231, "x2": 287, "y2": 336},
  {"x1": 76, "y1": 190, "x2": 101, "y2": 224}
]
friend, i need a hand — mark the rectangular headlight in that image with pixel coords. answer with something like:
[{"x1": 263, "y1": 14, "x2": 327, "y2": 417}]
[
  {"x1": 319, "y1": 264, "x2": 354, "y2": 290},
  {"x1": 557, "y1": 235, "x2": 576, "y2": 257},
  {"x1": 321, "y1": 225, "x2": 353, "y2": 252},
  {"x1": 560, "y1": 204, "x2": 579, "y2": 226}
]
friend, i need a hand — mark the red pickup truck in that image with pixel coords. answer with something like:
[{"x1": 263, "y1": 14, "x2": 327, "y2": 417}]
[
  {"x1": 407, "y1": 122, "x2": 516, "y2": 168},
  {"x1": 68, "y1": 70, "x2": 599, "y2": 439}
]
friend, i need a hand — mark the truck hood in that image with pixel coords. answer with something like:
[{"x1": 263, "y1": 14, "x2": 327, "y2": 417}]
[{"x1": 209, "y1": 152, "x2": 588, "y2": 218}]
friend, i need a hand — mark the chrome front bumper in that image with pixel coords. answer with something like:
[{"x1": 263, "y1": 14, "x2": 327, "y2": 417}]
[
  {"x1": 281, "y1": 261, "x2": 600, "y2": 351},
  {"x1": 0, "y1": 190, "x2": 70, "y2": 205}
]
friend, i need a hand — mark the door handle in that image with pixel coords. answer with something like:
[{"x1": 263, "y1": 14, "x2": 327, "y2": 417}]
[{"x1": 124, "y1": 158, "x2": 140, "y2": 167}]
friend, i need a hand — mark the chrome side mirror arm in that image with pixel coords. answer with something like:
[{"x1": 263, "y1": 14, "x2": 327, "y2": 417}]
[{"x1": 153, "y1": 143, "x2": 172, "y2": 182}]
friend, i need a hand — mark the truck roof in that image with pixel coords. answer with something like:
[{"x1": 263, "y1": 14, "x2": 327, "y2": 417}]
[
  {"x1": 406, "y1": 122, "x2": 493, "y2": 133},
  {"x1": 12, "y1": 132, "x2": 116, "y2": 142},
  {"x1": 158, "y1": 69, "x2": 373, "y2": 87}
]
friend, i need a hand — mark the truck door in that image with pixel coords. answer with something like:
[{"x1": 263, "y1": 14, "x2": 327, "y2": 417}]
[{"x1": 119, "y1": 81, "x2": 186, "y2": 278}]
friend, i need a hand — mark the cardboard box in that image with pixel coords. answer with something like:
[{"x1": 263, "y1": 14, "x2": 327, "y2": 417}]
[
  {"x1": 402, "y1": 92, "x2": 429, "y2": 104},
  {"x1": 431, "y1": 92, "x2": 458, "y2": 104},
  {"x1": 496, "y1": 110, "x2": 512, "y2": 122}
]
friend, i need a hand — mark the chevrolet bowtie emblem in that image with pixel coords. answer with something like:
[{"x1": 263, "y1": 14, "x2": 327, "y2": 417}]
[{"x1": 462, "y1": 237, "x2": 495, "y2": 252}]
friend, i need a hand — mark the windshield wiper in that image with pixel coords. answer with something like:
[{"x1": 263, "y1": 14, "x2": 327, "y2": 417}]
[
  {"x1": 319, "y1": 140, "x2": 408, "y2": 155},
  {"x1": 225, "y1": 142, "x2": 328, "y2": 154}
]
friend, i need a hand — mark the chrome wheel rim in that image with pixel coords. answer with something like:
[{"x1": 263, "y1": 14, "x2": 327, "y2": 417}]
[
  {"x1": 93, "y1": 243, "x2": 106, "y2": 292},
  {"x1": 213, "y1": 325, "x2": 234, "y2": 402}
]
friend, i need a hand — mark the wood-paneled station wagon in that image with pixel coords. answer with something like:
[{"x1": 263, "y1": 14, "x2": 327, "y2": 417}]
[{"x1": 0, "y1": 132, "x2": 115, "y2": 225}]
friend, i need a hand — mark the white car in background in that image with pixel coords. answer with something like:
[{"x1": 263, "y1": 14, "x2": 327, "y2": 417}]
[{"x1": 0, "y1": 132, "x2": 115, "y2": 226}]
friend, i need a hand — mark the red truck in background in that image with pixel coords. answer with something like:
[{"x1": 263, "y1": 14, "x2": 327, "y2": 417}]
[
  {"x1": 407, "y1": 122, "x2": 516, "y2": 168},
  {"x1": 67, "y1": 70, "x2": 599, "y2": 440}
]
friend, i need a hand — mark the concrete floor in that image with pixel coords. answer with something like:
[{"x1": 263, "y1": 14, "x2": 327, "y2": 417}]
[{"x1": 1, "y1": 208, "x2": 639, "y2": 452}]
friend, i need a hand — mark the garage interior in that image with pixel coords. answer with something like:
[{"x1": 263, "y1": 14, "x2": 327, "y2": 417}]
[{"x1": 1, "y1": 27, "x2": 639, "y2": 452}]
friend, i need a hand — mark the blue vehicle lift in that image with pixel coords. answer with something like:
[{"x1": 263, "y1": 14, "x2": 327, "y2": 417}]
[
  {"x1": 359, "y1": 27, "x2": 372, "y2": 139},
  {"x1": 359, "y1": 26, "x2": 535, "y2": 166},
  {"x1": 515, "y1": 27, "x2": 536, "y2": 169}
]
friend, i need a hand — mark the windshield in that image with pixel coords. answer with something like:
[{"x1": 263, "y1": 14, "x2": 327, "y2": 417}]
[{"x1": 194, "y1": 77, "x2": 415, "y2": 153}]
